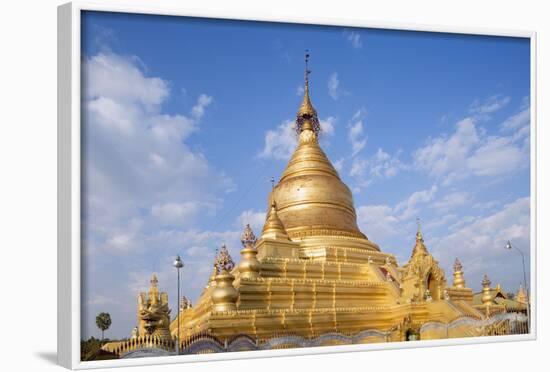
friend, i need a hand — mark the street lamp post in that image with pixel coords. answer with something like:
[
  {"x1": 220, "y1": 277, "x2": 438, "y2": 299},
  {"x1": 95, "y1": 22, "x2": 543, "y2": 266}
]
[
  {"x1": 505, "y1": 240, "x2": 530, "y2": 331},
  {"x1": 173, "y1": 255, "x2": 184, "y2": 354}
]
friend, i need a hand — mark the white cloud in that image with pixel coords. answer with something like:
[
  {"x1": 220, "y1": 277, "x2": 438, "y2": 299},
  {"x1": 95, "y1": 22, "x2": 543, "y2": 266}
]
[
  {"x1": 432, "y1": 191, "x2": 471, "y2": 212},
  {"x1": 345, "y1": 107, "x2": 404, "y2": 191},
  {"x1": 369, "y1": 148, "x2": 405, "y2": 179},
  {"x1": 348, "y1": 110, "x2": 367, "y2": 156},
  {"x1": 260, "y1": 117, "x2": 336, "y2": 160},
  {"x1": 413, "y1": 107, "x2": 529, "y2": 185},
  {"x1": 467, "y1": 136, "x2": 526, "y2": 176},
  {"x1": 81, "y1": 50, "x2": 239, "y2": 338},
  {"x1": 237, "y1": 210, "x2": 267, "y2": 233},
  {"x1": 151, "y1": 201, "x2": 214, "y2": 225},
  {"x1": 328, "y1": 72, "x2": 340, "y2": 100},
  {"x1": 395, "y1": 184, "x2": 438, "y2": 221},
  {"x1": 349, "y1": 148, "x2": 405, "y2": 190},
  {"x1": 343, "y1": 30, "x2": 362, "y2": 49},
  {"x1": 334, "y1": 157, "x2": 345, "y2": 172},
  {"x1": 106, "y1": 233, "x2": 136, "y2": 252},
  {"x1": 424, "y1": 213, "x2": 458, "y2": 230},
  {"x1": 414, "y1": 118, "x2": 479, "y2": 182},
  {"x1": 85, "y1": 53, "x2": 169, "y2": 111},
  {"x1": 328, "y1": 72, "x2": 349, "y2": 100},
  {"x1": 357, "y1": 205, "x2": 400, "y2": 242},
  {"x1": 191, "y1": 94, "x2": 213, "y2": 120},
  {"x1": 356, "y1": 185, "x2": 439, "y2": 247},
  {"x1": 501, "y1": 107, "x2": 530, "y2": 132},
  {"x1": 469, "y1": 95, "x2": 510, "y2": 117},
  {"x1": 259, "y1": 120, "x2": 298, "y2": 160},
  {"x1": 320, "y1": 116, "x2": 336, "y2": 137},
  {"x1": 431, "y1": 197, "x2": 530, "y2": 289},
  {"x1": 296, "y1": 85, "x2": 304, "y2": 96}
]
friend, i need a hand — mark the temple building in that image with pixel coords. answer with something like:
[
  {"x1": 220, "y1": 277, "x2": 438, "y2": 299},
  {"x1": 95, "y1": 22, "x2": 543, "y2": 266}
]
[
  {"x1": 103, "y1": 56, "x2": 529, "y2": 358},
  {"x1": 163, "y1": 56, "x2": 528, "y2": 347}
]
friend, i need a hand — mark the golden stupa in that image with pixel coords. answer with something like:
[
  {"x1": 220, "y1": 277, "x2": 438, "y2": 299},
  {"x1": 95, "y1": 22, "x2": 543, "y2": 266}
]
[
  {"x1": 163, "y1": 55, "x2": 517, "y2": 346},
  {"x1": 98, "y1": 55, "x2": 528, "y2": 359}
]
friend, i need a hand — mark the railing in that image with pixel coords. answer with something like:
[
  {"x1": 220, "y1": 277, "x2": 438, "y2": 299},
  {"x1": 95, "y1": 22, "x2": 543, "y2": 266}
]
[
  {"x1": 108, "y1": 312, "x2": 529, "y2": 358},
  {"x1": 419, "y1": 312, "x2": 529, "y2": 339}
]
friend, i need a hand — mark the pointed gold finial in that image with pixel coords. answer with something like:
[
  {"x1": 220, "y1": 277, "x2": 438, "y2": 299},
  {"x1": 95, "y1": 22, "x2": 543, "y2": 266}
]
[
  {"x1": 238, "y1": 224, "x2": 261, "y2": 279},
  {"x1": 452, "y1": 258, "x2": 465, "y2": 288},
  {"x1": 305, "y1": 50, "x2": 310, "y2": 93},
  {"x1": 481, "y1": 274, "x2": 491, "y2": 289},
  {"x1": 296, "y1": 50, "x2": 320, "y2": 135},
  {"x1": 481, "y1": 274, "x2": 493, "y2": 306},
  {"x1": 261, "y1": 201, "x2": 290, "y2": 240},
  {"x1": 516, "y1": 284, "x2": 528, "y2": 304},
  {"x1": 148, "y1": 273, "x2": 160, "y2": 304},
  {"x1": 411, "y1": 218, "x2": 428, "y2": 257},
  {"x1": 416, "y1": 217, "x2": 423, "y2": 242},
  {"x1": 150, "y1": 274, "x2": 159, "y2": 288}
]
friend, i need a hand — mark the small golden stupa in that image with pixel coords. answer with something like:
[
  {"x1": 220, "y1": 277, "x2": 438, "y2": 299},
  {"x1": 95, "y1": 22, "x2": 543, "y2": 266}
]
[{"x1": 166, "y1": 54, "x2": 505, "y2": 344}]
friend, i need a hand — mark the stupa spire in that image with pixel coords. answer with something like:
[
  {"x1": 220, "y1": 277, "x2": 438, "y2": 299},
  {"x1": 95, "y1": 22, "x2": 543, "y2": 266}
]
[
  {"x1": 416, "y1": 217, "x2": 423, "y2": 242},
  {"x1": 516, "y1": 284, "x2": 528, "y2": 304},
  {"x1": 411, "y1": 218, "x2": 428, "y2": 257},
  {"x1": 452, "y1": 258, "x2": 466, "y2": 288},
  {"x1": 296, "y1": 50, "x2": 320, "y2": 136},
  {"x1": 481, "y1": 274, "x2": 493, "y2": 306},
  {"x1": 261, "y1": 201, "x2": 290, "y2": 240}
]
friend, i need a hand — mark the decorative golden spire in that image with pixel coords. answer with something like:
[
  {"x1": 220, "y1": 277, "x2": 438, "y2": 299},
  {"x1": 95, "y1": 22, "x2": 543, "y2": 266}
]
[
  {"x1": 516, "y1": 284, "x2": 528, "y2": 304},
  {"x1": 214, "y1": 244, "x2": 235, "y2": 274},
  {"x1": 416, "y1": 217, "x2": 423, "y2": 242},
  {"x1": 211, "y1": 245, "x2": 239, "y2": 312},
  {"x1": 267, "y1": 52, "x2": 370, "y2": 243},
  {"x1": 296, "y1": 50, "x2": 320, "y2": 136},
  {"x1": 238, "y1": 224, "x2": 261, "y2": 279},
  {"x1": 150, "y1": 273, "x2": 158, "y2": 287},
  {"x1": 240, "y1": 224, "x2": 257, "y2": 247},
  {"x1": 452, "y1": 258, "x2": 466, "y2": 288},
  {"x1": 481, "y1": 274, "x2": 493, "y2": 306},
  {"x1": 261, "y1": 201, "x2": 290, "y2": 240},
  {"x1": 481, "y1": 274, "x2": 491, "y2": 288},
  {"x1": 411, "y1": 218, "x2": 428, "y2": 257},
  {"x1": 148, "y1": 273, "x2": 160, "y2": 304}
]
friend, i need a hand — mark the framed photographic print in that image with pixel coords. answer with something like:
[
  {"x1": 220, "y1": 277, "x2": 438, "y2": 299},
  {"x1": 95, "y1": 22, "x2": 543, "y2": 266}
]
[{"x1": 58, "y1": 1, "x2": 536, "y2": 369}]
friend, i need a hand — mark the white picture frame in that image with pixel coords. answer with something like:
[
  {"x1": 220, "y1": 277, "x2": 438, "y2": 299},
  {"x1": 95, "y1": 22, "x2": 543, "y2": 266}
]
[{"x1": 57, "y1": 1, "x2": 537, "y2": 369}]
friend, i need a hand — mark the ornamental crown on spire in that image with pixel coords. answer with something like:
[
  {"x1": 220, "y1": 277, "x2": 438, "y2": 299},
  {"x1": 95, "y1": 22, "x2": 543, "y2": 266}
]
[
  {"x1": 296, "y1": 51, "x2": 321, "y2": 136},
  {"x1": 481, "y1": 274, "x2": 492, "y2": 288},
  {"x1": 241, "y1": 224, "x2": 257, "y2": 248},
  {"x1": 453, "y1": 258, "x2": 463, "y2": 272},
  {"x1": 214, "y1": 244, "x2": 235, "y2": 274}
]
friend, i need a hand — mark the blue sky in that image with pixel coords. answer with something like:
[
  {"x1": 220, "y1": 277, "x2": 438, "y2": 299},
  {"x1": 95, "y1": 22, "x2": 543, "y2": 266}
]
[{"x1": 81, "y1": 11, "x2": 531, "y2": 339}]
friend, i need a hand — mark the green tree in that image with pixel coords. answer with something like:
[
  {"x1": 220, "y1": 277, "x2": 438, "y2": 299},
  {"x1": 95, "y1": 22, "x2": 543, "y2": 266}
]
[{"x1": 95, "y1": 312, "x2": 112, "y2": 341}]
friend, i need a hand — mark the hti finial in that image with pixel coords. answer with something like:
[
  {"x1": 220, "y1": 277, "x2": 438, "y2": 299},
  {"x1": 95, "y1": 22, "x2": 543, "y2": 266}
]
[
  {"x1": 150, "y1": 273, "x2": 158, "y2": 287},
  {"x1": 305, "y1": 50, "x2": 311, "y2": 90},
  {"x1": 453, "y1": 258, "x2": 463, "y2": 272},
  {"x1": 270, "y1": 176, "x2": 275, "y2": 190},
  {"x1": 240, "y1": 224, "x2": 257, "y2": 248},
  {"x1": 296, "y1": 50, "x2": 320, "y2": 136},
  {"x1": 416, "y1": 217, "x2": 423, "y2": 241}
]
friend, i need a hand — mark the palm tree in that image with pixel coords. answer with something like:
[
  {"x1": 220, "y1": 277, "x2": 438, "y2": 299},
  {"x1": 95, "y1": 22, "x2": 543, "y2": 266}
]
[{"x1": 95, "y1": 312, "x2": 112, "y2": 341}]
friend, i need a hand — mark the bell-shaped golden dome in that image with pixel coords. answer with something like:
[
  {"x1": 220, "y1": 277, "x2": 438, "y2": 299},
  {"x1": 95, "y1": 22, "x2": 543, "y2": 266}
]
[{"x1": 268, "y1": 55, "x2": 369, "y2": 242}]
